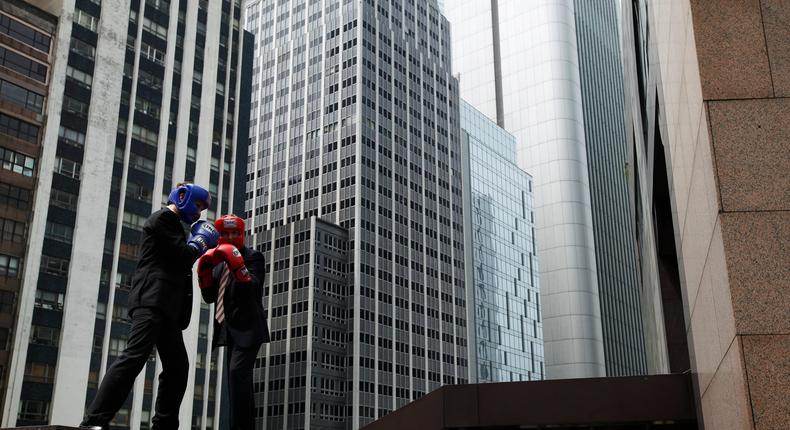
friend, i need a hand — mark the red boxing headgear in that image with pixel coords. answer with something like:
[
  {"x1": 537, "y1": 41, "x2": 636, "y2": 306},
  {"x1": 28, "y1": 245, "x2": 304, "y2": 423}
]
[{"x1": 214, "y1": 214, "x2": 245, "y2": 248}]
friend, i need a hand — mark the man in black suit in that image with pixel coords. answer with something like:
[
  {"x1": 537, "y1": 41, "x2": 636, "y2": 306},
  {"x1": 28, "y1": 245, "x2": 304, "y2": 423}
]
[
  {"x1": 81, "y1": 183, "x2": 219, "y2": 430},
  {"x1": 197, "y1": 214, "x2": 269, "y2": 430}
]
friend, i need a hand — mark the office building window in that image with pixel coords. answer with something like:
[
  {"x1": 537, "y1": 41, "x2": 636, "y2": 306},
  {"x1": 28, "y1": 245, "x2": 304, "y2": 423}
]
[
  {"x1": 0, "y1": 254, "x2": 19, "y2": 278},
  {"x1": 0, "y1": 182, "x2": 30, "y2": 209},
  {"x1": 140, "y1": 42, "x2": 165, "y2": 65},
  {"x1": 34, "y1": 289, "x2": 64, "y2": 311},
  {"x1": 40, "y1": 254, "x2": 70, "y2": 277},
  {"x1": 0, "y1": 13, "x2": 51, "y2": 52},
  {"x1": 0, "y1": 290, "x2": 15, "y2": 314},
  {"x1": 18, "y1": 400, "x2": 49, "y2": 422},
  {"x1": 138, "y1": 69, "x2": 163, "y2": 90},
  {"x1": 0, "y1": 217, "x2": 26, "y2": 243},
  {"x1": 0, "y1": 112, "x2": 40, "y2": 143},
  {"x1": 0, "y1": 147, "x2": 35, "y2": 176},
  {"x1": 44, "y1": 220, "x2": 74, "y2": 243},
  {"x1": 122, "y1": 212, "x2": 146, "y2": 230},
  {"x1": 58, "y1": 126, "x2": 85, "y2": 148},
  {"x1": 146, "y1": 0, "x2": 169, "y2": 12},
  {"x1": 54, "y1": 157, "x2": 81, "y2": 179},
  {"x1": 0, "y1": 46, "x2": 48, "y2": 82},
  {"x1": 96, "y1": 302, "x2": 106, "y2": 320},
  {"x1": 109, "y1": 336, "x2": 128, "y2": 355},
  {"x1": 0, "y1": 79, "x2": 44, "y2": 113},
  {"x1": 29, "y1": 325, "x2": 59, "y2": 346},
  {"x1": 0, "y1": 327, "x2": 8, "y2": 350},
  {"x1": 142, "y1": 17, "x2": 168, "y2": 39},
  {"x1": 69, "y1": 37, "x2": 95, "y2": 59},
  {"x1": 50, "y1": 188, "x2": 78, "y2": 211},
  {"x1": 131, "y1": 124, "x2": 158, "y2": 146},
  {"x1": 74, "y1": 9, "x2": 98, "y2": 32},
  {"x1": 66, "y1": 66, "x2": 93, "y2": 89},
  {"x1": 62, "y1": 95, "x2": 89, "y2": 117},
  {"x1": 87, "y1": 369, "x2": 99, "y2": 388},
  {"x1": 112, "y1": 304, "x2": 129, "y2": 321},
  {"x1": 24, "y1": 361, "x2": 55, "y2": 383}
]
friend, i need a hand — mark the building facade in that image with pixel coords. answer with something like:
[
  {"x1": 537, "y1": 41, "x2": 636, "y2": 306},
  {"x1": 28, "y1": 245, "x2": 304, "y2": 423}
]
[
  {"x1": 622, "y1": 0, "x2": 789, "y2": 427},
  {"x1": 252, "y1": 217, "x2": 351, "y2": 430},
  {"x1": 443, "y1": 0, "x2": 646, "y2": 378},
  {"x1": 1, "y1": 0, "x2": 252, "y2": 428},
  {"x1": 244, "y1": 0, "x2": 470, "y2": 428},
  {"x1": 0, "y1": 0, "x2": 58, "y2": 419},
  {"x1": 460, "y1": 100, "x2": 543, "y2": 382}
]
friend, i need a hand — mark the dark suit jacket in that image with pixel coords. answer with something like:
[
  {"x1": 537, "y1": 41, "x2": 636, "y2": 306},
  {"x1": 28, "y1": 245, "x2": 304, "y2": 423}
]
[
  {"x1": 200, "y1": 246, "x2": 270, "y2": 349},
  {"x1": 127, "y1": 208, "x2": 200, "y2": 329}
]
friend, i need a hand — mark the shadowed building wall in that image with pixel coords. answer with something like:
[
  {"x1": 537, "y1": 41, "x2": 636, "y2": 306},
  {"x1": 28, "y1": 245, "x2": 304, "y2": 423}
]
[{"x1": 621, "y1": 0, "x2": 789, "y2": 428}]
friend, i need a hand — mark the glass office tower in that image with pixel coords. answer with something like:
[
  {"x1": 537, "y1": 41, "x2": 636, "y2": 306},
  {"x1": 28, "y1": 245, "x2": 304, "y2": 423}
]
[
  {"x1": 244, "y1": 0, "x2": 470, "y2": 428},
  {"x1": 461, "y1": 100, "x2": 543, "y2": 383},
  {"x1": 573, "y1": 0, "x2": 645, "y2": 377},
  {"x1": 444, "y1": 0, "x2": 645, "y2": 378},
  {"x1": 2, "y1": 0, "x2": 252, "y2": 428}
]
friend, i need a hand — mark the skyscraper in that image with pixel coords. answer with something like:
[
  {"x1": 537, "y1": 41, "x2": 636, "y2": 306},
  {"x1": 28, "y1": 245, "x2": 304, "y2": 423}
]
[
  {"x1": 1, "y1": 0, "x2": 252, "y2": 428},
  {"x1": 443, "y1": 0, "x2": 646, "y2": 378},
  {"x1": 244, "y1": 0, "x2": 470, "y2": 428},
  {"x1": 460, "y1": 100, "x2": 543, "y2": 383},
  {"x1": 0, "y1": 0, "x2": 58, "y2": 419}
]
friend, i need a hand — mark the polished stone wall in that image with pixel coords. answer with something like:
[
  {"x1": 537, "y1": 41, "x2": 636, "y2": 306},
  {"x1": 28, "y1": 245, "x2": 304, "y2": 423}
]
[{"x1": 637, "y1": 1, "x2": 789, "y2": 428}]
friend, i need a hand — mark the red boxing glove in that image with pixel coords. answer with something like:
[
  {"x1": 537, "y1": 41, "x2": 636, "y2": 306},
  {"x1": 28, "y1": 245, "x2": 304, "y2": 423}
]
[
  {"x1": 215, "y1": 243, "x2": 252, "y2": 283},
  {"x1": 196, "y1": 249, "x2": 219, "y2": 289}
]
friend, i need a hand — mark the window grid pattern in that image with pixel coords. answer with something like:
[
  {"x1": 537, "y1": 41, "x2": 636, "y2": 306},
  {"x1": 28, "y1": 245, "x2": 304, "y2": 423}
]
[
  {"x1": 462, "y1": 100, "x2": 544, "y2": 382},
  {"x1": 245, "y1": 0, "x2": 466, "y2": 428}
]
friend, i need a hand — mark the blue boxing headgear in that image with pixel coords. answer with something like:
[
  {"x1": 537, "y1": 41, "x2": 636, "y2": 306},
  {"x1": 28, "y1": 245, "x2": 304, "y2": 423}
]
[{"x1": 167, "y1": 184, "x2": 211, "y2": 223}]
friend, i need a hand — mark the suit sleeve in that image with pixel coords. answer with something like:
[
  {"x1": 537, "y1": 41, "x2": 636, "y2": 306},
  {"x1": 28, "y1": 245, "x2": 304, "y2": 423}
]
[
  {"x1": 152, "y1": 213, "x2": 200, "y2": 266},
  {"x1": 200, "y1": 267, "x2": 220, "y2": 304},
  {"x1": 241, "y1": 251, "x2": 266, "y2": 292}
]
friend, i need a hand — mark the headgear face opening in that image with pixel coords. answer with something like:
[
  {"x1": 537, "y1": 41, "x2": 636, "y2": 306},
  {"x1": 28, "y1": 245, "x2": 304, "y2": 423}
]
[
  {"x1": 214, "y1": 214, "x2": 245, "y2": 248},
  {"x1": 167, "y1": 184, "x2": 211, "y2": 223}
]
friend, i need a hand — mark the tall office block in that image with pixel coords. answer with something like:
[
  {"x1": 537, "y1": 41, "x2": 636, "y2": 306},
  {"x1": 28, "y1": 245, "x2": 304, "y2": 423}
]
[
  {"x1": 0, "y1": 0, "x2": 58, "y2": 421},
  {"x1": 1, "y1": 0, "x2": 252, "y2": 428},
  {"x1": 460, "y1": 100, "x2": 543, "y2": 383},
  {"x1": 244, "y1": 0, "x2": 470, "y2": 428},
  {"x1": 443, "y1": 0, "x2": 645, "y2": 378},
  {"x1": 252, "y1": 218, "x2": 351, "y2": 430},
  {"x1": 572, "y1": 0, "x2": 645, "y2": 377}
]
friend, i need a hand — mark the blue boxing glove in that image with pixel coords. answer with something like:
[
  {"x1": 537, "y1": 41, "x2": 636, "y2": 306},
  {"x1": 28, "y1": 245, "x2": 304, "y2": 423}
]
[{"x1": 188, "y1": 220, "x2": 219, "y2": 255}]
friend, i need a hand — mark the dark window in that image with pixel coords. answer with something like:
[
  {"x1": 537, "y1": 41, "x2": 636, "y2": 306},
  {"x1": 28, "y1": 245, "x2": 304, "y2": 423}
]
[
  {"x1": 0, "y1": 182, "x2": 30, "y2": 209},
  {"x1": 0, "y1": 79, "x2": 44, "y2": 113},
  {"x1": 0, "y1": 13, "x2": 51, "y2": 53},
  {"x1": 0, "y1": 112, "x2": 40, "y2": 143},
  {"x1": 0, "y1": 290, "x2": 15, "y2": 314},
  {"x1": 0, "y1": 46, "x2": 48, "y2": 82},
  {"x1": 0, "y1": 217, "x2": 27, "y2": 243},
  {"x1": 18, "y1": 399, "x2": 49, "y2": 422}
]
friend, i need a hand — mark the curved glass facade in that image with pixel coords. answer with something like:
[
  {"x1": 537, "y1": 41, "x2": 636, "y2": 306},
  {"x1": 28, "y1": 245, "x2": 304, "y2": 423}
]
[{"x1": 446, "y1": 0, "x2": 646, "y2": 378}]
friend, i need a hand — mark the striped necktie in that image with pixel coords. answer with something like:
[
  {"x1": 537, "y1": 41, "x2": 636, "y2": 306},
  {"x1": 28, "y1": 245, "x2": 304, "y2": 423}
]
[{"x1": 215, "y1": 263, "x2": 231, "y2": 323}]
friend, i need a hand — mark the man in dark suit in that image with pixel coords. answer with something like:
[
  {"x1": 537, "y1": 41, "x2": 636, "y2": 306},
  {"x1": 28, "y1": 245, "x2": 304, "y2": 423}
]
[
  {"x1": 81, "y1": 183, "x2": 219, "y2": 430},
  {"x1": 197, "y1": 214, "x2": 269, "y2": 430}
]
